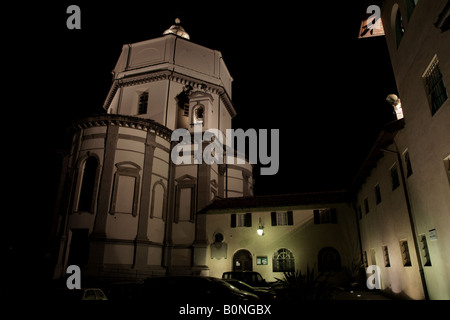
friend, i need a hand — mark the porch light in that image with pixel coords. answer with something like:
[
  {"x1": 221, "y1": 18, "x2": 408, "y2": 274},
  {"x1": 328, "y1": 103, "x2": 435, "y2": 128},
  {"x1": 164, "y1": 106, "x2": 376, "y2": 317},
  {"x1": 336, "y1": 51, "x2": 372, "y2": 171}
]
[{"x1": 257, "y1": 218, "x2": 264, "y2": 236}]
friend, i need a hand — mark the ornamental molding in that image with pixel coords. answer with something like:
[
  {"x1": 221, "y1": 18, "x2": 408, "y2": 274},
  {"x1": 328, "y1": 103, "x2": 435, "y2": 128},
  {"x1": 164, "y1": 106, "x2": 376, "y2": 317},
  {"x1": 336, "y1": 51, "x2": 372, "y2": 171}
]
[
  {"x1": 102, "y1": 70, "x2": 236, "y2": 118},
  {"x1": 72, "y1": 114, "x2": 173, "y2": 141}
]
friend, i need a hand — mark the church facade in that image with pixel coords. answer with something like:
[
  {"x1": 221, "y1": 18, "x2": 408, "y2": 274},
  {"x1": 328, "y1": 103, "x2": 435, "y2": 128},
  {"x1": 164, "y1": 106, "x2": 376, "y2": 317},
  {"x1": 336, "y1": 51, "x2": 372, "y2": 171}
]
[
  {"x1": 52, "y1": 22, "x2": 253, "y2": 281},
  {"x1": 52, "y1": 1, "x2": 450, "y2": 300}
]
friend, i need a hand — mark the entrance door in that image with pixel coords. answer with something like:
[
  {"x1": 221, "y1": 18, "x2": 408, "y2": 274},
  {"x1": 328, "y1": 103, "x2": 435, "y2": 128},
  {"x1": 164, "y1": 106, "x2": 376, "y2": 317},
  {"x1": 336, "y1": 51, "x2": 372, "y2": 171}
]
[{"x1": 232, "y1": 249, "x2": 252, "y2": 271}]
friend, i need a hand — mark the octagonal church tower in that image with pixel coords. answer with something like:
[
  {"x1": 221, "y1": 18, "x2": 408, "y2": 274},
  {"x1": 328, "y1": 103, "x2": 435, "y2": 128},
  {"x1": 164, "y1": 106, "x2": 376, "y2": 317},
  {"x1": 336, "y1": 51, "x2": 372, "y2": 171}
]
[{"x1": 53, "y1": 20, "x2": 253, "y2": 281}]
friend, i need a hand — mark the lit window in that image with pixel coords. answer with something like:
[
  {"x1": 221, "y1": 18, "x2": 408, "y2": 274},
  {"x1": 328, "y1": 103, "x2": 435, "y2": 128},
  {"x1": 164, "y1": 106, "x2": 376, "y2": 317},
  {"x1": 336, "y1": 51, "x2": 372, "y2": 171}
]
[
  {"x1": 192, "y1": 104, "x2": 204, "y2": 125},
  {"x1": 231, "y1": 213, "x2": 252, "y2": 228},
  {"x1": 419, "y1": 234, "x2": 432, "y2": 266},
  {"x1": 399, "y1": 240, "x2": 412, "y2": 267},
  {"x1": 273, "y1": 248, "x2": 295, "y2": 272},
  {"x1": 423, "y1": 55, "x2": 448, "y2": 115},
  {"x1": 271, "y1": 211, "x2": 293, "y2": 226}
]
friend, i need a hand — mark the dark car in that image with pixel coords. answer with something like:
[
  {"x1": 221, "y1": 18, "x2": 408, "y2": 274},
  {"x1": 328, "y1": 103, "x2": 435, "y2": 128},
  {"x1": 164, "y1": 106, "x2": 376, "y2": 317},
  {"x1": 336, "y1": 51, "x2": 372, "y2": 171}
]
[
  {"x1": 104, "y1": 282, "x2": 144, "y2": 301},
  {"x1": 222, "y1": 271, "x2": 271, "y2": 289},
  {"x1": 142, "y1": 276, "x2": 259, "y2": 303},
  {"x1": 51, "y1": 288, "x2": 108, "y2": 301},
  {"x1": 222, "y1": 278, "x2": 277, "y2": 301}
]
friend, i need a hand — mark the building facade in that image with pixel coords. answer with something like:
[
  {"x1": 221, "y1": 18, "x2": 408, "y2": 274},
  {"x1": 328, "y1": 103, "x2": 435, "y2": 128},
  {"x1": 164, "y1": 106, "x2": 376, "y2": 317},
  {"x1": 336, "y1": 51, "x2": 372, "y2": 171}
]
[
  {"x1": 354, "y1": 0, "x2": 450, "y2": 299},
  {"x1": 51, "y1": 4, "x2": 449, "y2": 299},
  {"x1": 200, "y1": 192, "x2": 360, "y2": 284},
  {"x1": 52, "y1": 22, "x2": 253, "y2": 281}
]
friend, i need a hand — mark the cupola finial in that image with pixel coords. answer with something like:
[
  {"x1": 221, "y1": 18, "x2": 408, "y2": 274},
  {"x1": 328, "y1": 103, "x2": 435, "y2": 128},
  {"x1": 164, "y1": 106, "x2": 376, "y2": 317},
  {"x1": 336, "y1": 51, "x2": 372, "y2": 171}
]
[{"x1": 163, "y1": 18, "x2": 190, "y2": 40}]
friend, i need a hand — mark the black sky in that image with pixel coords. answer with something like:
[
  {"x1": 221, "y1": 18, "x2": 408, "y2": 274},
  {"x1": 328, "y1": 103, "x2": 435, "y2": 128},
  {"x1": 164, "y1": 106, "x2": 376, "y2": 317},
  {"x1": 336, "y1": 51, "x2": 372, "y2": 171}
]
[
  {"x1": 3, "y1": 1, "x2": 400, "y2": 283},
  {"x1": 8, "y1": 1, "x2": 398, "y2": 200}
]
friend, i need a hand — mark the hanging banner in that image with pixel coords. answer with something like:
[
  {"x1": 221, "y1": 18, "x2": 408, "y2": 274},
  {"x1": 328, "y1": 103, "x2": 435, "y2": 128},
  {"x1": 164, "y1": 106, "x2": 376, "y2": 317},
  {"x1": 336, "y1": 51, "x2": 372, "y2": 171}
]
[{"x1": 359, "y1": 4, "x2": 385, "y2": 38}]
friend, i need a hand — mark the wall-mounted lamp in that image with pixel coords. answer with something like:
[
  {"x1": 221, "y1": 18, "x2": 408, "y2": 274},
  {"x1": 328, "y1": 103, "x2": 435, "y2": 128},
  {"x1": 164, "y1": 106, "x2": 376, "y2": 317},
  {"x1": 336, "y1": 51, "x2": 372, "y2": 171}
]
[{"x1": 257, "y1": 217, "x2": 264, "y2": 236}]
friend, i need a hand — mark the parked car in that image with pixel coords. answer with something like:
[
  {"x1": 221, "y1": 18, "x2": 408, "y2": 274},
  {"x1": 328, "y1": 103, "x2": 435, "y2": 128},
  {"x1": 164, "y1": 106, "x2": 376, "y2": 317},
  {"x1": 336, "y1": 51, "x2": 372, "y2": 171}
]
[
  {"x1": 103, "y1": 282, "x2": 144, "y2": 301},
  {"x1": 222, "y1": 278, "x2": 277, "y2": 301},
  {"x1": 53, "y1": 288, "x2": 108, "y2": 301},
  {"x1": 142, "y1": 276, "x2": 259, "y2": 303},
  {"x1": 222, "y1": 271, "x2": 271, "y2": 289}
]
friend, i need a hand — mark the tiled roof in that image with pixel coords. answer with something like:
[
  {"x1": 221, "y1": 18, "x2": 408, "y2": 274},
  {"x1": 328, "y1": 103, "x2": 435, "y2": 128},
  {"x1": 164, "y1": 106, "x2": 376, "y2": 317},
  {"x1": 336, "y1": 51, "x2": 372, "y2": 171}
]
[{"x1": 199, "y1": 190, "x2": 351, "y2": 214}]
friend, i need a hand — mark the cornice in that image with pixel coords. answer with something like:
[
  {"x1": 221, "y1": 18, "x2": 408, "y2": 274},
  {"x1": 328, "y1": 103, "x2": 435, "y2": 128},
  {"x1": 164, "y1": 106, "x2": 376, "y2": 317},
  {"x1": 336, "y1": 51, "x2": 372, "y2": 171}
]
[
  {"x1": 71, "y1": 114, "x2": 173, "y2": 141},
  {"x1": 102, "y1": 69, "x2": 236, "y2": 118}
]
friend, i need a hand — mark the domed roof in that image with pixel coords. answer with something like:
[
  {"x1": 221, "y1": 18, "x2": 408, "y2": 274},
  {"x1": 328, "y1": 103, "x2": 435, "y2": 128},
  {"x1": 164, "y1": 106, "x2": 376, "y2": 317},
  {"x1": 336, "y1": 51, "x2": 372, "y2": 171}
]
[{"x1": 163, "y1": 18, "x2": 190, "y2": 40}]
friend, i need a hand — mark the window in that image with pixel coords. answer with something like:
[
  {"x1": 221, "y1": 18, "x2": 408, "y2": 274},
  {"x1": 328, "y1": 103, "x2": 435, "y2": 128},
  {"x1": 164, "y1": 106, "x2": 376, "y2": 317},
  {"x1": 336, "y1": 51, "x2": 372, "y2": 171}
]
[
  {"x1": 77, "y1": 156, "x2": 99, "y2": 212},
  {"x1": 419, "y1": 234, "x2": 432, "y2": 266},
  {"x1": 394, "y1": 6, "x2": 405, "y2": 47},
  {"x1": 423, "y1": 55, "x2": 448, "y2": 115},
  {"x1": 192, "y1": 104, "x2": 205, "y2": 126},
  {"x1": 271, "y1": 211, "x2": 293, "y2": 226},
  {"x1": 138, "y1": 92, "x2": 149, "y2": 114},
  {"x1": 313, "y1": 208, "x2": 337, "y2": 224},
  {"x1": 405, "y1": 0, "x2": 417, "y2": 20},
  {"x1": 318, "y1": 247, "x2": 341, "y2": 272},
  {"x1": 404, "y1": 150, "x2": 413, "y2": 177},
  {"x1": 391, "y1": 165, "x2": 400, "y2": 190},
  {"x1": 110, "y1": 162, "x2": 141, "y2": 217},
  {"x1": 183, "y1": 103, "x2": 189, "y2": 116},
  {"x1": 273, "y1": 248, "x2": 295, "y2": 272},
  {"x1": 231, "y1": 213, "x2": 252, "y2": 228},
  {"x1": 363, "y1": 251, "x2": 368, "y2": 268},
  {"x1": 382, "y1": 245, "x2": 391, "y2": 267},
  {"x1": 399, "y1": 240, "x2": 412, "y2": 267},
  {"x1": 364, "y1": 198, "x2": 370, "y2": 214},
  {"x1": 150, "y1": 180, "x2": 166, "y2": 220},
  {"x1": 375, "y1": 184, "x2": 382, "y2": 205}
]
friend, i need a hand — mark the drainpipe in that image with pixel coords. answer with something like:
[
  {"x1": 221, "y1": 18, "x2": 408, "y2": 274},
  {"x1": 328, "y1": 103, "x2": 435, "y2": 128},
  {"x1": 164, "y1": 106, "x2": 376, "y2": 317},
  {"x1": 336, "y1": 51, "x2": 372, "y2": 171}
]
[{"x1": 379, "y1": 145, "x2": 430, "y2": 300}]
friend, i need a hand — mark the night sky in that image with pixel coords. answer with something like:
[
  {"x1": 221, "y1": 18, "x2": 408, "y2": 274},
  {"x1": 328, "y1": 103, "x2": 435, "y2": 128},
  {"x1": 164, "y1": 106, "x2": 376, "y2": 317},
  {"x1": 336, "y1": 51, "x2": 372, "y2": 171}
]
[{"x1": 5, "y1": 1, "x2": 397, "y2": 261}]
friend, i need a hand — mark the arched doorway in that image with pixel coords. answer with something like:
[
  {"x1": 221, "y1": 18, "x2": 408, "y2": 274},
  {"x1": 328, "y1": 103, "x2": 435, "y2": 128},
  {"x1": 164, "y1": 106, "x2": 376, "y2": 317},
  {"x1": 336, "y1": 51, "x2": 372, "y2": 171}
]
[
  {"x1": 232, "y1": 249, "x2": 252, "y2": 272},
  {"x1": 318, "y1": 247, "x2": 341, "y2": 272}
]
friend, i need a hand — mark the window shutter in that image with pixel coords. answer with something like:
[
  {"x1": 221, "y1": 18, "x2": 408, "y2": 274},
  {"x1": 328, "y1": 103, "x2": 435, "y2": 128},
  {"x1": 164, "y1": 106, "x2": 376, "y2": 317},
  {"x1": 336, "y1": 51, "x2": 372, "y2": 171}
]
[
  {"x1": 331, "y1": 208, "x2": 337, "y2": 223},
  {"x1": 313, "y1": 210, "x2": 320, "y2": 224},
  {"x1": 287, "y1": 211, "x2": 294, "y2": 225},
  {"x1": 271, "y1": 212, "x2": 277, "y2": 226},
  {"x1": 244, "y1": 213, "x2": 252, "y2": 227},
  {"x1": 331, "y1": 209, "x2": 337, "y2": 224},
  {"x1": 231, "y1": 214, "x2": 236, "y2": 228}
]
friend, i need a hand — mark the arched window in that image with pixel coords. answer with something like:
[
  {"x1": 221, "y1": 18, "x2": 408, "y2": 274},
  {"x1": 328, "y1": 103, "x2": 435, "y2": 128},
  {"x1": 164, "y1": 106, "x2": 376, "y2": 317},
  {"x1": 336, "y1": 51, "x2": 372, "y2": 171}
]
[
  {"x1": 233, "y1": 249, "x2": 252, "y2": 271},
  {"x1": 150, "y1": 180, "x2": 166, "y2": 220},
  {"x1": 192, "y1": 104, "x2": 204, "y2": 126},
  {"x1": 405, "y1": 0, "x2": 417, "y2": 20},
  {"x1": 77, "y1": 156, "x2": 98, "y2": 212},
  {"x1": 318, "y1": 247, "x2": 341, "y2": 272},
  {"x1": 138, "y1": 92, "x2": 149, "y2": 114},
  {"x1": 273, "y1": 248, "x2": 295, "y2": 272},
  {"x1": 392, "y1": 5, "x2": 405, "y2": 48}
]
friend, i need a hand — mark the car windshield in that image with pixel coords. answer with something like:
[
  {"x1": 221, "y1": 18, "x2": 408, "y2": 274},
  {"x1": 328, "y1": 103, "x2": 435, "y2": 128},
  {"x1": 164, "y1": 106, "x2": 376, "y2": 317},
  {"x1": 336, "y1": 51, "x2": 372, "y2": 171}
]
[{"x1": 228, "y1": 280, "x2": 253, "y2": 291}]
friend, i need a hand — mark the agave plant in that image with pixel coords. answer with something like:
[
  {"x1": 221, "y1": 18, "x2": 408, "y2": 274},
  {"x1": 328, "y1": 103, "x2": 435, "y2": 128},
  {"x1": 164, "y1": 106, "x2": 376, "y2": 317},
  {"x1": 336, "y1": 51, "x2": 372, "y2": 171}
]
[{"x1": 274, "y1": 265, "x2": 334, "y2": 300}]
